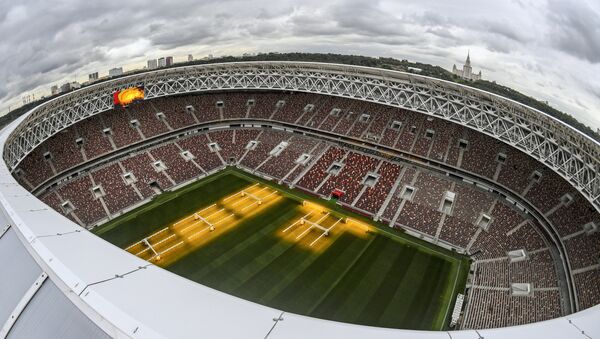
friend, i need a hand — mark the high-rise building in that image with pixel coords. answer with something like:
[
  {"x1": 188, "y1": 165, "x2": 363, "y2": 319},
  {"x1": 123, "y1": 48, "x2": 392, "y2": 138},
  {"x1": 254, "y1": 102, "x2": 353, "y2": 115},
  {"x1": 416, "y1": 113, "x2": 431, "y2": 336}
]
[
  {"x1": 158, "y1": 57, "x2": 166, "y2": 68},
  {"x1": 51, "y1": 85, "x2": 59, "y2": 96},
  {"x1": 60, "y1": 81, "x2": 82, "y2": 93},
  {"x1": 166, "y1": 56, "x2": 173, "y2": 67},
  {"x1": 108, "y1": 67, "x2": 124, "y2": 77},
  {"x1": 452, "y1": 51, "x2": 482, "y2": 81},
  {"x1": 188, "y1": 54, "x2": 193, "y2": 62},
  {"x1": 88, "y1": 72, "x2": 99, "y2": 81},
  {"x1": 22, "y1": 94, "x2": 33, "y2": 105},
  {"x1": 60, "y1": 83, "x2": 70, "y2": 93},
  {"x1": 147, "y1": 59, "x2": 158, "y2": 70}
]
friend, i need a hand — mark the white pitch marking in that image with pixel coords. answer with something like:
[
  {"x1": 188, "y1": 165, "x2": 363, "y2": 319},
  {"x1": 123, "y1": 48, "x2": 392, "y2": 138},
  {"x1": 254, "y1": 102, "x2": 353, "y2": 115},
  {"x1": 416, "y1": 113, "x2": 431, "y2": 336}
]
[
  {"x1": 126, "y1": 226, "x2": 169, "y2": 251},
  {"x1": 178, "y1": 209, "x2": 225, "y2": 233},
  {"x1": 197, "y1": 203, "x2": 217, "y2": 214},
  {"x1": 151, "y1": 234, "x2": 177, "y2": 247},
  {"x1": 153, "y1": 241, "x2": 184, "y2": 258},
  {"x1": 205, "y1": 208, "x2": 226, "y2": 220},
  {"x1": 172, "y1": 215, "x2": 194, "y2": 226},
  {"x1": 259, "y1": 190, "x2": 278, "y2": 201},
  {"x1": 135, "y1": 247, "x2": 151, "y2": 256},
  {"x1": 241, "y1": 200, "x2": 260, "y2": 212},
  {"x1": 147, "y1": 227, "x2": 170, "y2": 240},
  {"x1": 173, "y1": 204, "x2": 217, "y2": 226},
  {"x1": 214, "y1": 213, "x2": 235, "y2": 225},
  {"x1": 239, "y1": 189, "x2": 278, "y2": 212},
  {"x1": 230, "y1": 195, "x2": 251, "y2": 207},
  {"x1": 283, "y1": 212, "x2": 314, "y2": 232},
  {"x1": 223, "y1": 183, "x2": 259, "y2": 202},
  {"x1": 310, "y1": 217, "x2": 342, "y2": 247},
  {"x1": 187, "y1": 214, "x2": 235, "y2": 240},
  {"x1": 295, "y1": 225, "x2": 315, "y2": 240},
  {"x1": 180, "y1": 220, "x2": 202, "y2": 234},
  {"x1": 232, "y1": 187, "x2": 269, "y2": 207},
  {"x1": 187, "y1": 227, "x2": 211, "y2": 240},
  {"x1": 296, "y1": 213, "x2": 329, "y2": 240},
  {"x1": 125, "y1": 240, "x2": 144, "y2": 251}
]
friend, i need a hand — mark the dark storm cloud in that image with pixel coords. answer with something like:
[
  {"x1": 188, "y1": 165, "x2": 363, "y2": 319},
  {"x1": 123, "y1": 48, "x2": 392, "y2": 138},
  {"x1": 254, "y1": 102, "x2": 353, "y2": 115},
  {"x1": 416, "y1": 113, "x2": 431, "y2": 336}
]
[
  {"x1": 331, "y1": 0, "x2": 410, "y2": 37},
  {"x1": 0, "y1": 0, "x2": 599, "y2": 128},
  {"x1": 413, "y1": 10, "x2": 533, "y2": 53},
  {"x1": 0, "y1": 1, "x2": 238, "y2": 102},
  {"x1": 482, "y1": 21, "x2": 531, "y2": 44},
  {"x1": 547, "y1": 0, "x2": 600, "y2": 63}
]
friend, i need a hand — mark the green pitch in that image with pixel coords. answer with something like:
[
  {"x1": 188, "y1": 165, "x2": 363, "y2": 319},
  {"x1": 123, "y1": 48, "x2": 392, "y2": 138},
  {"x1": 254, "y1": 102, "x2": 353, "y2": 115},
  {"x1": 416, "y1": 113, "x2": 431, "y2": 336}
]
[{"x1": 94, "y1": 168, "x2": 469, "y2": 330}]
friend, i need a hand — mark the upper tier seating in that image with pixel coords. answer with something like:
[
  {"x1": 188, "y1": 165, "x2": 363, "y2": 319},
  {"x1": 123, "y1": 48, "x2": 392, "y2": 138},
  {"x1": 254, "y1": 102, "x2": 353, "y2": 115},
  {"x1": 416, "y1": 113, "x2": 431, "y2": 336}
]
[{"x1": 16, "y1": 91, "x2": 600, "y2": 326}]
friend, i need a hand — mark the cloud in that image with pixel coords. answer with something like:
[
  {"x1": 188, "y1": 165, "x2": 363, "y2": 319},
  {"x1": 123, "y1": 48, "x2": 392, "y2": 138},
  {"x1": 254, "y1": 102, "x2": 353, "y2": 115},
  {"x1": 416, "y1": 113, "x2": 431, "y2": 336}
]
[
  {"x1": 546, "y1": 0, "x2": 600, "y2": 63},
  {"x1": 0, "y1": 0, "x2": 599, "y2": 129}
]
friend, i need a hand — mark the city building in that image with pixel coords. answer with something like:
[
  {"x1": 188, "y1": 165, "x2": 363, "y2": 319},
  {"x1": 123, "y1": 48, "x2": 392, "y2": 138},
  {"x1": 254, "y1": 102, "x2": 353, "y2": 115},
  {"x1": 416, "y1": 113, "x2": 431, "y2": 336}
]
[
  {"x1": 166, "y1": 56, "x2": 174, "y2": 67},
  {"x1": 147, "y1": 59, "x2": 158, "y2": 70},
  {"x1": 50, "y1": 85, "x2": 59, "y2": 96},
  {"x1": 22, "y1": 94, "x2": 34, "y2": 105},
  {"x1": 452, "y1": 52, "x2": 482, "y2": 81},
  {"x1": 59, "y1": 81, "x2": 81, "y2": 93},
  {"x1": 188, "y1": 54, "x2": 194, "y2": 62},
  {"x1": 158, "y1": 57, "x2": 166, "y2": 68},
  {"x1": 88, "y1": 72, "x2": 99, "y2": 81},
  {"x1": 108, "y1": 67, "x2": 123, "y2": 77}
]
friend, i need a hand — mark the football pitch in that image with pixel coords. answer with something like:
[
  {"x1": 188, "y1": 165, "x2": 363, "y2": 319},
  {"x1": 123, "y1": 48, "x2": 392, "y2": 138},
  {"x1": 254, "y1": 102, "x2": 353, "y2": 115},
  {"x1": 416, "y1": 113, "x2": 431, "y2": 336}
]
[{"x1": 94, "y1": 168, "x2": 469, "y2": 330}]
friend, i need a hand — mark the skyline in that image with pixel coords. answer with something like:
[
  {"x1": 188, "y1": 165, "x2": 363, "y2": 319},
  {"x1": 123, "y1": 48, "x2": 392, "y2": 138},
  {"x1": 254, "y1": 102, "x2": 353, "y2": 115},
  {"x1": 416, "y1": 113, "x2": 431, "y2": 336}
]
[{"x1": 1, "y1": 0, "x2": 599, "y2": 128}]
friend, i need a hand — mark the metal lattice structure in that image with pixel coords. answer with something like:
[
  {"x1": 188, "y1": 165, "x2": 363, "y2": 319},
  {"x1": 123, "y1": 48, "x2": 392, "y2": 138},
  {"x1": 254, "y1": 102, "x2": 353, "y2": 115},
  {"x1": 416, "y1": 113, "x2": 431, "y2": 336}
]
[{"x1": 4, "y1": 61, "x2": 600, "y2": 210}]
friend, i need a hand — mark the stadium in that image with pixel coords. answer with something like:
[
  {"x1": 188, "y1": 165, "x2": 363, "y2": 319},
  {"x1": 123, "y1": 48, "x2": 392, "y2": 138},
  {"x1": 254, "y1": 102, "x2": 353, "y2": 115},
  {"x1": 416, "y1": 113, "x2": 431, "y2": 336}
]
[{"x1": 0, "y1": 61, "x2": 598, "y2": 338}]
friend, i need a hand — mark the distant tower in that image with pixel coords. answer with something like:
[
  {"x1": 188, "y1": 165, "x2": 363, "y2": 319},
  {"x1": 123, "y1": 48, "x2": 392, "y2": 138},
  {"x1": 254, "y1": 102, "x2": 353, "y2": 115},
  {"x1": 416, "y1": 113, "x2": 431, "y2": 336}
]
[
  {"x1": 452, "y1": 51, "x2": 482, "y2": 81},
  {"x1": 463, "y1": 51, "x2": 472, "y2": 79},
  {"x1": 147, "y1": 59, "x2": 158, "y2": 70}
]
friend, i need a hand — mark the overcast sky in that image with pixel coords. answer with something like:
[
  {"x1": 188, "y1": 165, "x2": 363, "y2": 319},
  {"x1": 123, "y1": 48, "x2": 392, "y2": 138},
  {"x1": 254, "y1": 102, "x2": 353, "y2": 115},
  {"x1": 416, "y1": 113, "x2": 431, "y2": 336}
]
[{"x1": 1, "y1": 0, "x2": 599, "y2": 128}]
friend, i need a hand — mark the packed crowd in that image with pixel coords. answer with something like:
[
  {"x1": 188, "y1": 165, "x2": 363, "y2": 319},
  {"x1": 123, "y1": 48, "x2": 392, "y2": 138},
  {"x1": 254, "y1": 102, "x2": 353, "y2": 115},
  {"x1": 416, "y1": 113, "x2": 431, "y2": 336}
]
[
  {"x1": 462, "y1": 288, "x2": 561, "y2": 329},
  {"x1": 12, "y1": 91, "x2": 600, "y2": 328},
  {"x1": 316, "y1": 152, "x2": 380, "y2": 204},
  {"x1": 257, "y1": 136, "x2": 321, "y2": 179},
  {"x1": 392, "y1": 172, "x2": 450, "y2": 236},
  {"x1": 355, "y1": 162, "x2": 402, "y2": 214}
]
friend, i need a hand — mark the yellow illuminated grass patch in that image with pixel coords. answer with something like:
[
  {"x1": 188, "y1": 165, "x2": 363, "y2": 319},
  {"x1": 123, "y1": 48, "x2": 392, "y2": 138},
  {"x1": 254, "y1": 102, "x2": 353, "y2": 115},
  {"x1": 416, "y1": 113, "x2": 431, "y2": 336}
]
[
  {"x1": 125, "y1": 183, "x2": 281, "y2": 266},
  {"x1": 278, "y1": 200, "x2": 372, "y2": 253}
]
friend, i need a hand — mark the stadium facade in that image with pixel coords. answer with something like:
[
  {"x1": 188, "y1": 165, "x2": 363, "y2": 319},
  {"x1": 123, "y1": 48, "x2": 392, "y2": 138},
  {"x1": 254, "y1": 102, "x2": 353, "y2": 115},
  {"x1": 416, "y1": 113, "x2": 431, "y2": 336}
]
[{"x1": 0, "y1": 61, "x2": 598, "y2": 338}]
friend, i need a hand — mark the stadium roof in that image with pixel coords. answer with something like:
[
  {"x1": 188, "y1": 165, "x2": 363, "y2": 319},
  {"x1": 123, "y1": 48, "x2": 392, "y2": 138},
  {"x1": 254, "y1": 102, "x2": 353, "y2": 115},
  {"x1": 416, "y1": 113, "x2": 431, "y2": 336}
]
[{"x1": 0, "y1": 62, "x2": 599, "y2": 338}]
